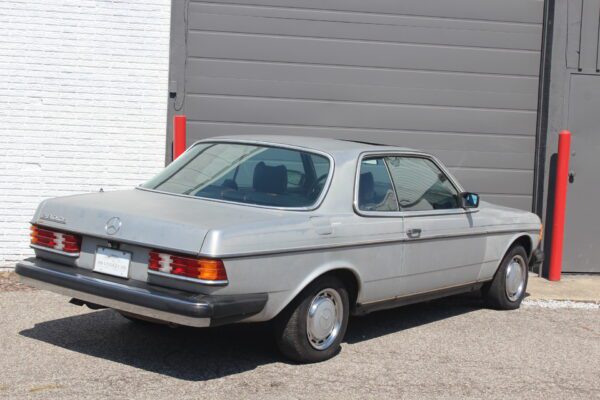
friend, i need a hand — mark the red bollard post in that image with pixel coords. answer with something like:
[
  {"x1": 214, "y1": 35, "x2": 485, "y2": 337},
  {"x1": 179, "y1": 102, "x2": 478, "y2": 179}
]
[
  {"x1": 173, "y1": 115, "x2": 187, "y2": 159},
  {"x1": 548, "y1": 130, "x2": 571, "y2": 281}
]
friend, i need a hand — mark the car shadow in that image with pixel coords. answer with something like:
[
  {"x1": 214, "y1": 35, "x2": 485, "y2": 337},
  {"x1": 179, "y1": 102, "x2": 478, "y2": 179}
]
[
  {"x1": 343, "y1": 293, "x2": 484, "y2": 344},
  {"x1": 19, "y1": 294, "x2": 486, "y2": 381}
]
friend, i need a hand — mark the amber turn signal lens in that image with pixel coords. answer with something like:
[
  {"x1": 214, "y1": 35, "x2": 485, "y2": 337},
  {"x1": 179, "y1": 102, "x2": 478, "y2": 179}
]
[{"x1": 148, "y1": 250, "x2": 227, "y2": 282}]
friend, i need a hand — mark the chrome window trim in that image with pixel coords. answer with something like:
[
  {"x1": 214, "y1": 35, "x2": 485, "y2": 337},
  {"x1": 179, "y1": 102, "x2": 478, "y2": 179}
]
[
  {"x1": 148, "y1": 269, "x2": 229, "y2": 286},
  {"x1": 354, "y1": 155, "x2": 401, "y2": 215},
  {"x1": 30, "y1": 244, "x2": 80, "y2": 258},
  {"x1": 138, "y1": 139, "x2": 335, "y2": 212},
  {"x1": 400, "y1": 208, "x2": 480, "y2": 218},
  {"x1": 382, "y1": 158, "x2": 401, "y2": 212},
  {"x1": 353, "y1": 151, "x2": 467, "y2": 218}
]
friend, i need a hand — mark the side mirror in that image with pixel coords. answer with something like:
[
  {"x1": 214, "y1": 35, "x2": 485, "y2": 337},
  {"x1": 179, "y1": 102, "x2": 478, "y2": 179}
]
[{"x1": 460, "y1": 192, "x2": 480, "y2": 209}]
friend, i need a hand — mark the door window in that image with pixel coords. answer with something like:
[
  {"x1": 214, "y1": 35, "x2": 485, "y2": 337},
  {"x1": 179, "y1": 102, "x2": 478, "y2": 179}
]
[
  {"x1": 357, "y1": 158, "x2": 399, "y2": 212},
  {"x1": 385, "y1": 157, "x2": 459, "y2": 211}
]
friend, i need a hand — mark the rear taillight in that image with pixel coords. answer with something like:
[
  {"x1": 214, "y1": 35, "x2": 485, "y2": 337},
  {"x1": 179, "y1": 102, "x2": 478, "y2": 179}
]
[
  {"x1": 148, "y1": 250, "x2": 228, "y2": 282},
  {"x1": 30, "y1": 225, "x2": 82, "y2": 253}
]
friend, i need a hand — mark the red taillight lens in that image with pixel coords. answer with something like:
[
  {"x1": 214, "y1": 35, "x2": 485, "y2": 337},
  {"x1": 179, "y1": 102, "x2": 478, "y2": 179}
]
[
  {"x1": 148, "y1": 250, "x2": 227, "y2": 282},
  {"x1": 30, "y1": 225, "x2": 82, "y2": 253}
]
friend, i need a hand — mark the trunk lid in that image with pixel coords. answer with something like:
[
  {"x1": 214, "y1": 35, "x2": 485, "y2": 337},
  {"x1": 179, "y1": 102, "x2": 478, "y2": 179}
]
[{"x1": 33, "y1": 188, "x2": 284, "y2": 254}]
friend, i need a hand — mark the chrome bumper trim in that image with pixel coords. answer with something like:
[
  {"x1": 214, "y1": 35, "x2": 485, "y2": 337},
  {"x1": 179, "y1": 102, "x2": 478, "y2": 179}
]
[
  {"x1": 19, "y1": 276, "x2": 211, "y2": 327},
  {"x1": 148, "y1": 269, "x2": 228, "y2": 286},
  {"x1": 16, "y1": 258, "x2": 268, "y2": 328}
]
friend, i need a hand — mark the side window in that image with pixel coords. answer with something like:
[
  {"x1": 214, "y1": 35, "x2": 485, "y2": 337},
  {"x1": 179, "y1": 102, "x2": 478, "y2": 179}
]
[
  {"x1": 312, "y1": 156, "x2": 330, "y2": 180},
  {"x1": 385, "y1": 157, "x2": 459, "y2": 211},
  {"x1": 357, "y1": 158, "x2": 399, "y2": 212}
]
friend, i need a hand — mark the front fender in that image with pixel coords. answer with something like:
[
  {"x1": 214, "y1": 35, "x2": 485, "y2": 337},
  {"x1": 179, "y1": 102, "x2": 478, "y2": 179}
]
[
  {"x1": 477, "y1": 229, "x2": 540, "y2": 282},
  {"x1": 501, "y1": 231, "x2": 540, "y2": 260}
]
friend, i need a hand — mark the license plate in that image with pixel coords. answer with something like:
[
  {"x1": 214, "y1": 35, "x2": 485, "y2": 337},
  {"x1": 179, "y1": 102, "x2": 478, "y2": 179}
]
[{"x1": 93, "y1": 247, "x2": 131, "y2": 278}]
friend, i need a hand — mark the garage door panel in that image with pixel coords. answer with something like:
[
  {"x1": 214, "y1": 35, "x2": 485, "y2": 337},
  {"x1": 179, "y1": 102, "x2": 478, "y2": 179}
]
[
  {"x1": 187, "y1": 59, "x2": 539, "y2": 95},
  {"x1": 186, "y1": 76, "x2": 538, "y2": 111},
  {"x1": 175, "y1": 0, "x2": 543, "y2": 210},
  {"x1": 433, "y1": 150, "x2": 534, "y2": 171},
  {"x1": 188, "y1": 32, "x2": 540, "y2": 76},
  {"x1": 188, "y1": 7, "x2": 542, "y2": 51},
  {"x1": 451, "y1": 168, "x2": 534, "y2": 195},
  {"x1": 189, "y1": 2, "x2": 541, "y2": 33},
  {"x1": 374, "y1": 132, "x2": 536, "y2": 154},
  {"x1": 185, "y1": 95, "x2": 537, "y2": 135},
  {"x1": 190, "y1": 0, "x2": 543, "y2": 24},
  {"x1": 187, "y1": 121, "x2": 534, "y2": 153},
  {"x1": 476, "y1": 195, "x2": 532, "y2": 211}
]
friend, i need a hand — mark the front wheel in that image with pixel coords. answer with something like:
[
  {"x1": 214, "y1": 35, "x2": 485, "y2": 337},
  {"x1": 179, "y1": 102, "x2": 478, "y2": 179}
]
[
  {"x1": 483, "y1": 245, "x2": 529, "y2": 310},
  {"x1": 274, "y1": 275, "x2": 349, "y2": 363}
]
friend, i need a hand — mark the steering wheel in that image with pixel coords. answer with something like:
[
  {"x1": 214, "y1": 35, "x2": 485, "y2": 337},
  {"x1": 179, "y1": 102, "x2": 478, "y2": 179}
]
[{"x1": 307, "y1": 174, "x2": 329, "y2": 199}]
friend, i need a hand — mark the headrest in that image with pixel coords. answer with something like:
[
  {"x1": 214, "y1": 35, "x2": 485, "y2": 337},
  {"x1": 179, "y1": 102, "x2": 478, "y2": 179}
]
[{"x1": 253, "y1": 161, "x2": 288, "y2": 194}]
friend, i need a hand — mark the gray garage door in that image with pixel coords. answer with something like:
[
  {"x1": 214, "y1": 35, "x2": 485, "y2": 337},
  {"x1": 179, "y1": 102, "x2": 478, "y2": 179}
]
[{"x1": 167, "y1": 0, "x2": 544, "y2": 210}]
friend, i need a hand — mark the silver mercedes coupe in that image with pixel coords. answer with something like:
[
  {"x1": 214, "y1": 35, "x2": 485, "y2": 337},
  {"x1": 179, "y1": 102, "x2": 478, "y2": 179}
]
[{"x1": 17, "y1": 136, "x2": 543, "y2": 363}]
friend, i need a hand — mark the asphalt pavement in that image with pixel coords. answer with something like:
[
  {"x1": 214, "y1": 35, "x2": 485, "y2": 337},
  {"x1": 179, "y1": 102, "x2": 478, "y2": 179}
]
[{"x1": 0, "y1": 282, "x2": 598, "y2": 399}]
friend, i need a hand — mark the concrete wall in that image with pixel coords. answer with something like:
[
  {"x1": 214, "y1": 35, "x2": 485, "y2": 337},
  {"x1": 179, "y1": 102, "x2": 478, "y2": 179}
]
[{"x1": 0, "y1": 0, "x2": 171, "y2": 268}]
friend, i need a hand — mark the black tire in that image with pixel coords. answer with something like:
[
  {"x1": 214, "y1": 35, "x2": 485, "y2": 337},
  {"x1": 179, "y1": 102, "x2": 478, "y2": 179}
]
[
  {"x1": 274, "y1": 275, "x2": 350, "y2": 363},
  {"x1": 483, "y1": 245, "x2": 529, "y2": 310}
]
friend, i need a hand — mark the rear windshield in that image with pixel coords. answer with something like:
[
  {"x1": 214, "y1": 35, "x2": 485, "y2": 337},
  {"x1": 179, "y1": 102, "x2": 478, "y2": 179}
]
[{"x1": 142, "y1": 142, "x2": 331, "y2": 208}]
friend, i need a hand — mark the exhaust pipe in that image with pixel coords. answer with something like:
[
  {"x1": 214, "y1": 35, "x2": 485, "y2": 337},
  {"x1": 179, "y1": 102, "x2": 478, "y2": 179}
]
[{"x1": 69, "y1": 298, "x2": 106, "y2": 310}]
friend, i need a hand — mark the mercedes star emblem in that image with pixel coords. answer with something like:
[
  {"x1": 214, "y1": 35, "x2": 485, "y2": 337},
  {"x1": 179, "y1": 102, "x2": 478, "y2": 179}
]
[{"x1": 105, "y1": 217, "x2": 122, "y2": 235}]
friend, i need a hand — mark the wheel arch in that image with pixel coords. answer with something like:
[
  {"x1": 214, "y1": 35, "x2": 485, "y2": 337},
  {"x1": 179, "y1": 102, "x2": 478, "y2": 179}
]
[
  {"x1": 503, "y1": 232, "x2": 534, "y2": 260},
  {"x1": 272, "y1": 263, "x2": 362, "y2": 319},
  {"x1": 496, "y1": 232, "x2": 535, "y2": 273},
  {"x1": 510, "y1": 234, "x2": 533, "y2": 258}
]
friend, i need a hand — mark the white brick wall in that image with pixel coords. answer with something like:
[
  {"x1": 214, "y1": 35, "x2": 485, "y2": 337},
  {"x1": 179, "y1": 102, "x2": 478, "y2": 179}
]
[{"x1": 0, "y1": 0, "x2": 171, "y2": 268}]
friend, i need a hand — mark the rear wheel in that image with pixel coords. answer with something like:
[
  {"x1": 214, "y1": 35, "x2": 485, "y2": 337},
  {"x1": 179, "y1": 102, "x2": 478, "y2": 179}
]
[
  {"x1": 483, "y1": 245, "x2": 529, "y2": 310},
  {"x1": 274, "y1": 275, "x2": 349, "y2": 363}
]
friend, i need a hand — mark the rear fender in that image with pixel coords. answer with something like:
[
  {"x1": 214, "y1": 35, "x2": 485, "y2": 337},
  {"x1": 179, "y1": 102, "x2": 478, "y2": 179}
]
[{"x1": 270, "y1": 261, "x2": 362, "y2": 319}]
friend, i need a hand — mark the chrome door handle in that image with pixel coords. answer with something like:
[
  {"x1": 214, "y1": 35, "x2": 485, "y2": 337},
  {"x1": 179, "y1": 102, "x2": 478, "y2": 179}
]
[{"x1": 407, "y1": 228, "x2": 422, "y2": 239}]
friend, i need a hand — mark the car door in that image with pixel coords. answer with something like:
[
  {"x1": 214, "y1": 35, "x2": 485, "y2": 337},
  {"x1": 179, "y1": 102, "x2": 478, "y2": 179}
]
[{"x1": 384, "y1": 155, "x2": 486, "y2": 295}]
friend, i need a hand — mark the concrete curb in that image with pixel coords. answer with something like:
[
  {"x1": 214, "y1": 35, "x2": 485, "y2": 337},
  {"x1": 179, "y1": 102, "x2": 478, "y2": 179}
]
[{"x1": 526, "y1": 274, "x2": 600, "y2": 304}]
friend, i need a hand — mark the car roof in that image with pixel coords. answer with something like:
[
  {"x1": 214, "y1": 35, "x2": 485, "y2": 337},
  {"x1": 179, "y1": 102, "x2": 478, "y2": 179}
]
[{"x1": 196, "y1": 135, "x2": 419, "y2": 155}]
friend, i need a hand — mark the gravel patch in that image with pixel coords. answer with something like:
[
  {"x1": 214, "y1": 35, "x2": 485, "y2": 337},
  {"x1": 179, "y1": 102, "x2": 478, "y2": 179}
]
[
  {"x1": 0, "y1": 272, "x2": 36, "y2": 292},
  {"x1": 523, "y1": 299, "x2": 600, "y2": 309}
]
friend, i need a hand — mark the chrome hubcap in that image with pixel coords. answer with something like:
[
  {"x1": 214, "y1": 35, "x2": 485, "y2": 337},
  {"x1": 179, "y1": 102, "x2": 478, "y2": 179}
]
[
  {"x1": 505, "y1": 255, "x2": 526, "y2": 302},
  {"x1": 306, "y1": 288, "x2": 343, "y2": 350}
]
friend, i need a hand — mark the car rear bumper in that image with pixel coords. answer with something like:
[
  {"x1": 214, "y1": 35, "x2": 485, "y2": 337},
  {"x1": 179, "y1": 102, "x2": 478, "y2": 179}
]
[{"x1": 15, "y1": 257, "x2": 268, "y2": 327}]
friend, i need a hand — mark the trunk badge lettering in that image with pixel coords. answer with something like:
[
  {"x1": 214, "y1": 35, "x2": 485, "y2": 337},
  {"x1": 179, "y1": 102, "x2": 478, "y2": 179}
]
[
  {"x1": 40, "y1": 214, "x2": 66, "y2": 224},
  {"x1": 105, "y1": 217, "x2": 122, "y2": 235}
]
